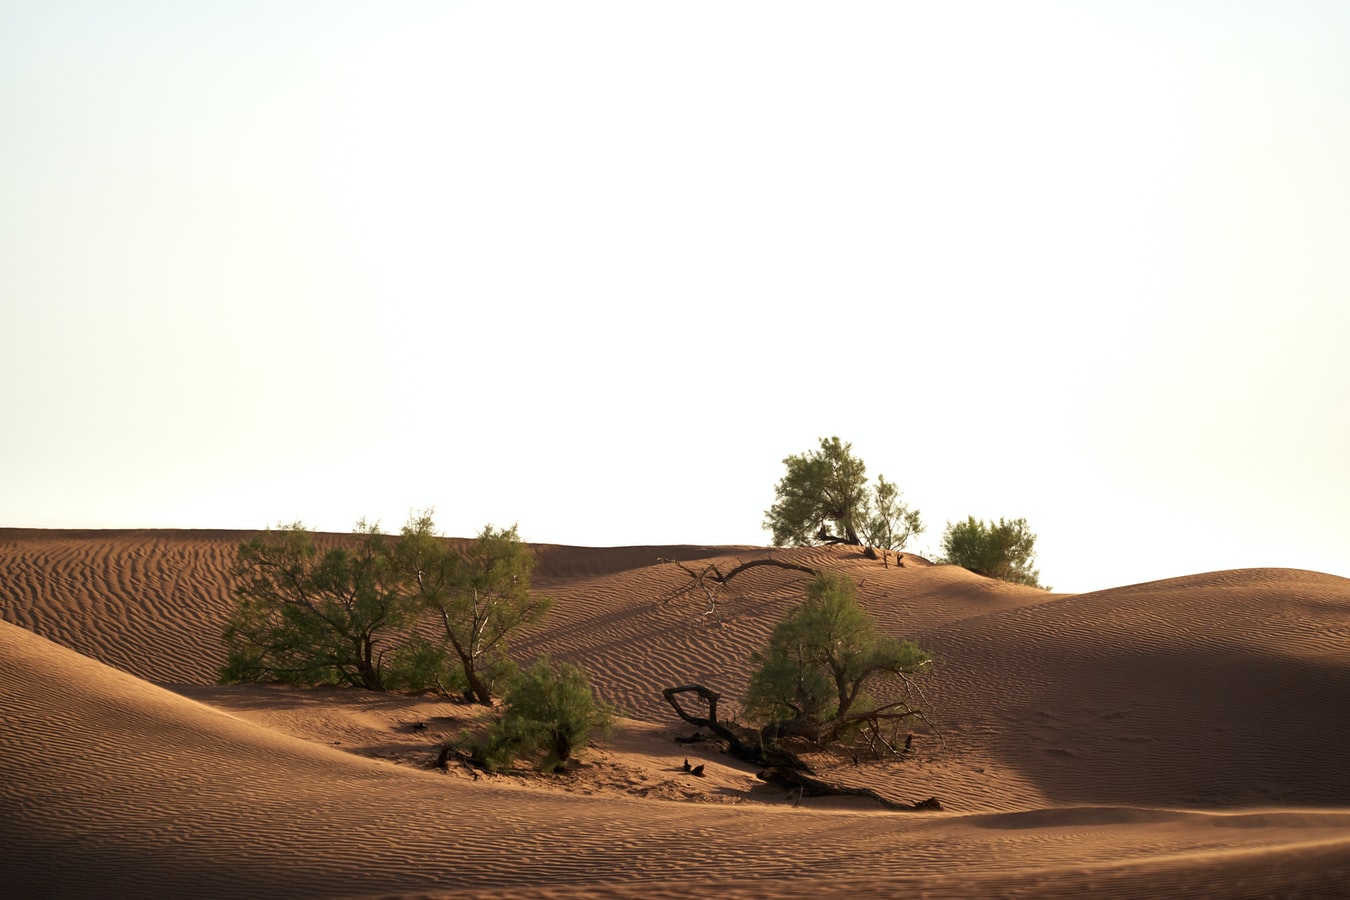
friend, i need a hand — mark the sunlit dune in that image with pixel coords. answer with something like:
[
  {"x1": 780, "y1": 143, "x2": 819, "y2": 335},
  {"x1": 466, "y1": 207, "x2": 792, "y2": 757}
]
[{"x1": 3, "y1": 529, "x2": 1350, "y2": 898}]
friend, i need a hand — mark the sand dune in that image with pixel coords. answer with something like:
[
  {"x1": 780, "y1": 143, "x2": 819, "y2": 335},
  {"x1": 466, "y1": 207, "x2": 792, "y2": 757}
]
[{"x1": 2, "y1": 529, "x2": 1350, "y2": 897}]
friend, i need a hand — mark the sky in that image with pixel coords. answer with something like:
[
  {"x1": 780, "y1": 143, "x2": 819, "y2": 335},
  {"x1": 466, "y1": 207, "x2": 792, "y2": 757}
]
[{"x1": 3, "y1": 1, "x2": 1348, "y2": 593}]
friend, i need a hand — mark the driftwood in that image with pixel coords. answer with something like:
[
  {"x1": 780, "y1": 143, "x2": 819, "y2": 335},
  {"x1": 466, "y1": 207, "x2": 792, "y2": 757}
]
[
  {"x1": 757, "y1": 767, "x2": 943, "y2": 811},
  {"x1": 660, "y1": 684, "x2": 762, "y2": 765},
  {"x1": 660, "y1": 684, "x2": 810, "y2": 771},
  {"x1": 659, "y1": 557, "x2": 820, "y2": 616},
  {"x1": 433, "y1": 744, "x2": 477, "y2": 772}
]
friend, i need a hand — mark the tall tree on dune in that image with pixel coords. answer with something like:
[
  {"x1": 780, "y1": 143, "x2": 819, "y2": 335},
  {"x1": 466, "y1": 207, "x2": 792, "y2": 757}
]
[{"x1": 764, "y1": 436, "x2": 923, "y2": 553}]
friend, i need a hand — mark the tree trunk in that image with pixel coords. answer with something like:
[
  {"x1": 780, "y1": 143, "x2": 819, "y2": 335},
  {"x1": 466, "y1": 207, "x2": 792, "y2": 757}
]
[
  {"x1": 661, "y1": 685, "x2": 757, "y2": 760},
  {"x1": 461, "y1": 655, "x2": 493, "y2": 705},
  {"x1": 661, "y1": 685, "x2": 811, "y2": 771},
  {"x1": 761, "y1": 714, "x2": 835, "y2": 746},
  {"x1": 815, "y1": 528, "x2": 862, "y2": 546},
  {"x1": 358, "y1": 638, "x2": 384, "y2": 691},
  {"x1": 553, "y1": 730, "x2": 572, "y2": 765}
]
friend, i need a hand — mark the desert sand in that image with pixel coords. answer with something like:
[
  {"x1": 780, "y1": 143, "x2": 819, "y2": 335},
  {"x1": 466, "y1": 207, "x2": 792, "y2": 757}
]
[{"x1": 2, "y1": 528, "x2": 1349, "y2": 898}]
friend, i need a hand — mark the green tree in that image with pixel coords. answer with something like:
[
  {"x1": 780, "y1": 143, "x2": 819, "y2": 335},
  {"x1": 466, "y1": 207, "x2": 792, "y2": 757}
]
[
  {"x1": 222, "y1": 521, "x2": 416, "y2": 691},
  {"x1": 398, "y1": 517, "x2": 552, "y2": 705},
  {"x1": 860, "y1": 474, "x2": 925, "y2": 552},
  {"x1": 938, "y1": 516, "x2": 1047, "y2": 589},
  {"x1": 743, "y1": 571, "x2": 932, "y2": 747},
  {"x1": 764, "y1": 437, "x2": 922, "y2": 551},
  {"x1": 222, "y1": 514, "x2": 552, "y2": 702},
  {"x1": 474, "y1": 657, "x2": 614, "y2": 773}
]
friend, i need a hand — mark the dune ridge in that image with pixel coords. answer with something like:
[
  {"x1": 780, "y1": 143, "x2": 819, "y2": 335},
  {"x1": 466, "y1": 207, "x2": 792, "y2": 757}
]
[{"x1": 2, "y1": 529, "x2": 1349, "y2": 897}]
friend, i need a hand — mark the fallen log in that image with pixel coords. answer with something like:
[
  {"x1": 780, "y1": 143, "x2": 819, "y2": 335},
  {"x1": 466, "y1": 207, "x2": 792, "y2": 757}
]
[
  {"x1": 757, "y1": 767, "x2": 942, "y2": 812},
  {"x1": 661, "y1": 684, "x2": 811, "y2": 771}
]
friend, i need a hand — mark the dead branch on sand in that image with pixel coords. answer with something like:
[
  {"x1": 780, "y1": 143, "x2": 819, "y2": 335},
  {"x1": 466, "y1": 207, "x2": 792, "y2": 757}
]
[
  {"x1": 660, "y1": 684, "x2": 809, "y2": 771},
  {"x1": 657, "y1": 557, "x2": 821, "y2": 616},
  {"x1": 662, "y1": 683, "x2": 945, "y2": 810},
  {"x1": 756, "y1": 767, "x2": 943, "y2": 811}
]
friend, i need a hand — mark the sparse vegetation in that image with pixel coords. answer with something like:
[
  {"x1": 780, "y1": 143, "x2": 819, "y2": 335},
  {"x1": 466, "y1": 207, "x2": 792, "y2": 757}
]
[
  {"x1": 396, "y1": 517, "x2": 552, "y2": 704},
  {"x1": 222, "y1": 520, "x2": 418, "y2": 691},
  {"x1": 221, "y1": 515, "x2": 551, "y2": 703},
  {"x1": 473, "y1": 657, "x2": 614, "y2": 774},
  {"x1": 938, "y1": 516, "x2": 1047, "y2": 589},
  {"x1": 764, "y1": 437, "x2": 922, "y2": 552},
  {"x1": 662, "y1": 567, "x2": 935, "y2": 783},
  {"x1": 744, "y1": 571, "x2": 933, "y2": 749}
]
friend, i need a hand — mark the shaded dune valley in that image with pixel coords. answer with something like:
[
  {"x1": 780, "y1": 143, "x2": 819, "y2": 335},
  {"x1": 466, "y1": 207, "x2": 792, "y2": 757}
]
[{"x1": 3, "y1": 529, "x2": 1350, "y2": 899}]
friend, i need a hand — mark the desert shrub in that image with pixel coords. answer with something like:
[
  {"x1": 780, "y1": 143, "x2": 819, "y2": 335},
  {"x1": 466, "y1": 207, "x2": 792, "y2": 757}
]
[
  {"x1": 379, "y1": 632, "x2": 459, "y2": 693},
  {"x1": 938, "y1": 516, "x2": 1047, "y2": 589},
  {"x1": 221, "y1": 515, "x2": 550, "y2": 701},
  {"x1": 743, "y1": 571, "x2": 931, "y2": 747},
  {"x1": 474, "y1": 657, "x2": 614, "y2": 774},
  {"x1": 223, "y1": 521, "x2": 415, "y2": 691},
  {"x1": 396, "y1": 517, "x2": 551, "y2": 704}
]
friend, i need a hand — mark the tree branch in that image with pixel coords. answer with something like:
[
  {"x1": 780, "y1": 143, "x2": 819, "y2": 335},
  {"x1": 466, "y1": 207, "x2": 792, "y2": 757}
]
[
  {"x1": 755, "y1": 767, "x2": 942, "y2": 811},
  {"x1": 661, "y1": 684, "x2": 813, "y2": 771},
  {"x1": 658, "y1": 557, "x2": 820, "y2": 616}
]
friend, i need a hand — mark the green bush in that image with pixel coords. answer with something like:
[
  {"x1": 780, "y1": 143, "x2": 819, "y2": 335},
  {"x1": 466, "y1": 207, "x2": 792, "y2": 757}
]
[
  {"x1": 743, "y1": 571, "x2": 931, "y2": 747},
  {"x1": 222, "y1": 521, "x2": 415, "y2": 691},
  {"x1": 397, "y1": 518, "x2": 551, "y2": 704},
  {"x1": 938, "y1": 516, "x2": 1047, "y2": 589},
  {"x1": 380, "y1": 633, "x2": 459, "y2": 694},
  {"x1": 475, "y1": 657, "x2": 614, "y2": 774},
  {"x1": 221, "y1": 515, "x2": 550, "y2": 702}
]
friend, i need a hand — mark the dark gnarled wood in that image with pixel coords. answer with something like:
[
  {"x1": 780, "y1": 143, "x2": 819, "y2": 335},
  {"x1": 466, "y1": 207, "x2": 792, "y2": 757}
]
[
  {"x1": 661, "y1": 684, "x2": 756, "y2": 761},
  {"x1": 712, "y1": 558, "x2": 821, "y2": 583},
  {"x1": 660, "y1": 684, "x2": 810, "y2": 771},
  {"x1": 757, "y1": 767, "x2": 943, "y2": 812},
  {"x1": 658, "y1": 556, "x2": 820, "y2": 616}
]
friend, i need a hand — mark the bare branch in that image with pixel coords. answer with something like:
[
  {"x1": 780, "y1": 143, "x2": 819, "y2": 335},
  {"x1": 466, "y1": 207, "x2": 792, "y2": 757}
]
[
  {"x1": 756, "y1": 767, "x2": 942, "y2": 812},
  {"x1": 658, "y1": 556, "x2": 820, "y2": 616},
  {"x1": 716, "y1": 558, "x2": 820, "y2": 582}
]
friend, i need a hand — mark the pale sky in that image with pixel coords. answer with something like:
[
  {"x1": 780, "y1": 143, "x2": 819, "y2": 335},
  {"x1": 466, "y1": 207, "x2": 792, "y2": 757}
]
[{"x1": 3, "y1": 1, "x2": 1348, "y2": 592}]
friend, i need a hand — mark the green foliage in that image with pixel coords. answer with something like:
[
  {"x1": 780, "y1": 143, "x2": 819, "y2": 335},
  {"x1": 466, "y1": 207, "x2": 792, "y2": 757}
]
[
  {"x1": 222, "y1": 521, "x2": 416, "y2": 691},
  {"x1": 764, "y1": 437, "x2": 922, "y2": 550},
  {"x1": 860, "y1": 474, "x2": 925, "y2": 552},
  {"x1": 474, "y1": 657, "x2": 614, "y2": 774},
  {"x1": 764, "y1": 437, "x2": 868, "y2": 546},
  {"x1": 743, "y1": 572, "x2": 931, "y2": 745},
  {"x1": 380, "y1": 632, "x2": 459, "y2": 694},
  {"x1": 938, "y1": 516, "x2": 1047, "y2": 589},
  {"x1": 398, "y1": 517, "x2": 552, "y2": 705},
  {"x1": 221, "y1": 514, "x2": 551, "y2": 702}
]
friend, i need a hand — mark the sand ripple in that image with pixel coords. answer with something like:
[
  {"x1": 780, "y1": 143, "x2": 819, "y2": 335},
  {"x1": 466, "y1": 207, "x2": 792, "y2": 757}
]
[{"x1": 3, "y1": 532, "x2": 1350, "y2": 897}]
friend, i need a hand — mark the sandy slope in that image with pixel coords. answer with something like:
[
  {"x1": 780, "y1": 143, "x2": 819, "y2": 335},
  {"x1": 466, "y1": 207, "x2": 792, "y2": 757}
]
[{"x1": 2, "y1": 529, "x2": 1350, "y2": 898}]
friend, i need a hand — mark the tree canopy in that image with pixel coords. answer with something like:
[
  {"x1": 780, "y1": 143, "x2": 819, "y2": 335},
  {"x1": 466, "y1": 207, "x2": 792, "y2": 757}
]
[
  {"x1": 938, "y1": 516, "x2": 1047, "y2": 589},
  {"x1": 763, "y1": 437, "x2": 922, "y2": 551},
  {"x1": 221, "y1": 515, "x2": 551, "y2": 703},
  {"x1": 222, "y1": 521, "x2": 415, "y2": 691},
  {"x1": 397, "y1": 516, "x2": 551, "y2": 704}
]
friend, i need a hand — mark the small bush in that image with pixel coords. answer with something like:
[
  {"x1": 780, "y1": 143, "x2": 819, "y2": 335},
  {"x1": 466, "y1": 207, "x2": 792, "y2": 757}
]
[
  {"x1": 475, "y1": 657, "x2": 614, "y2": 774},
  {"x1": 380, "y1": 633, "x2": 458, "y2": 694},
  {"x1": 938, "y1": 516, "x2": 1047, "y2": 589}
]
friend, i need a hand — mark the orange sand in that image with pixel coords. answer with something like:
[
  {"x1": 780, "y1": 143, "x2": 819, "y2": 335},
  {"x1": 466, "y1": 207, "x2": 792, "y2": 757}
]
[{"x1": 2, "y1": 529, "x2": 1348, "y2": 898}]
